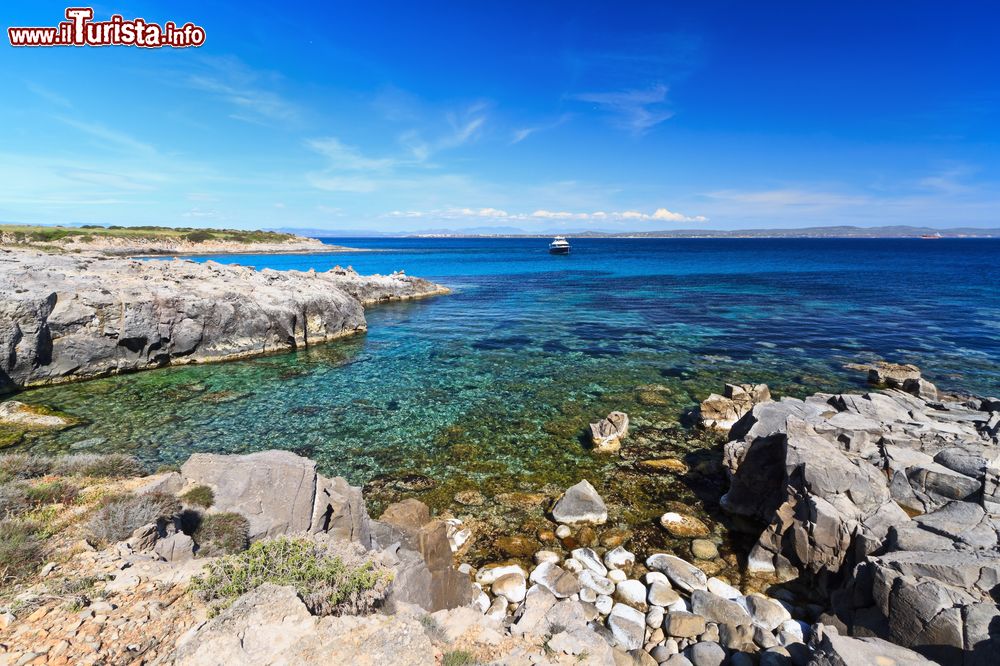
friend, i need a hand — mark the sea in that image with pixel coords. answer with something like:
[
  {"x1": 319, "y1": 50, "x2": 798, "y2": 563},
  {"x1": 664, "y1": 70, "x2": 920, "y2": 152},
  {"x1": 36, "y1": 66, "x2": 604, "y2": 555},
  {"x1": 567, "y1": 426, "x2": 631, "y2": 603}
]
[{"x1": 14, "y1": 237, "x2": 1000, "y2": 559}]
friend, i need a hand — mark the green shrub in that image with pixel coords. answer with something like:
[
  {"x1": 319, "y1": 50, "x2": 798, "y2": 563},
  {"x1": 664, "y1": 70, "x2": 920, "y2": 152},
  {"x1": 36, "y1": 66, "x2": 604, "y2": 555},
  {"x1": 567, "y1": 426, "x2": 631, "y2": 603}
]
[
  {"x1": 25, "y1": 480, "x2": 79, "y2": 506},
  {"x1": 0, "y1": 453, "x2": 53, "y2": 481},
  {"x1": 191, "y1": 537, "x2": 392, "y2": 616},
  {"x1": 51, "y1": 453, "x2": 144, "y2": 478},
  {"x1": 180, "y1": 485, "x2": 214, "y2": 508},
  {"x1": 185, "y1": 230, "x2": 214, "y2": 243},
  {"x1": 0, "y1": 520, "x2": 42, "y2": 583},
  {"x1": 86, "y1": 492, "x2": 181, "y2": 546},
  {"x1": 193, "y1": 512, "x2": 249, "y2": 556}
]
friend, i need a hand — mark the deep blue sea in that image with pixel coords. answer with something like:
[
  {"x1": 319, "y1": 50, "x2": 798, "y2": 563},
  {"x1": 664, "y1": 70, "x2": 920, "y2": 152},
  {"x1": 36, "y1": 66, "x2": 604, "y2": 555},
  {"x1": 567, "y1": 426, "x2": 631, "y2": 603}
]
[{"x1": 16, "y1": 237, "x2": 1000, "y2": 557}]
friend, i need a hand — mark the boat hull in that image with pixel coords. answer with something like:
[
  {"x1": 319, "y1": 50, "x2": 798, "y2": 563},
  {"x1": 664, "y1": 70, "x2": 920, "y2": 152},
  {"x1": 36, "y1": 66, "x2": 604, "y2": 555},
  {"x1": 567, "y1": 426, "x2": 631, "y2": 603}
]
[{"x1": 549, "y1": 246, "x2": 570, "y2": 255}]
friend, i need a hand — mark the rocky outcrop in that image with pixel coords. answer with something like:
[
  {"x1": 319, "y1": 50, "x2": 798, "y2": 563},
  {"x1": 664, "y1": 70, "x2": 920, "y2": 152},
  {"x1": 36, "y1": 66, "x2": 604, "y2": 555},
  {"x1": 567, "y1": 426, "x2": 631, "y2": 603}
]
[
  {"x1": 700, "y1": 383, "x2": 772, "y2": 431},
  {"x1": 589, "y1": 411, "x2": 630, "y2": 453},
  {"x1": 181, "y1": 451, "x2": 324, "y2": 541},
  {"x1": 176, "y1": 450, "x2": 470, "y2": 612},
  {"x1": 0, "y1": 248, "x2": 446, "y2": 394},
  {"x1": 717, "y1": 379, "x2": 1000, "y2": 663}
]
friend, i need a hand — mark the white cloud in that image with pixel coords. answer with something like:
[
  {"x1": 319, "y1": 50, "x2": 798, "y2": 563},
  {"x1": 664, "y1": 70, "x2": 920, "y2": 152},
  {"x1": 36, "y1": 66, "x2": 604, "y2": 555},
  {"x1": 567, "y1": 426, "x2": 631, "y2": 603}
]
[
  {"x1": 573, "y1": 84, "x2": 673, "y2": 134},
  {"x1": 306, "y1": 138, "x2": 396, "y2": 171},
  {"x1": 385, "y1": 207, "x2": 706, "y2": 223}
]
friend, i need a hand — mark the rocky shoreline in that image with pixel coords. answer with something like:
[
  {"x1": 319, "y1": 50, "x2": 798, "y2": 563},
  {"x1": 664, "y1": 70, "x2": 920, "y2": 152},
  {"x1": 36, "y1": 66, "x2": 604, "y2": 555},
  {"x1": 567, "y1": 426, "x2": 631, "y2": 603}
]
[
  {"x1": 0, "y1": 248, "x2": 447, "y2": 394},
  {"x1": 2, "y1": 365, "x2": 997, "y2": 664}
]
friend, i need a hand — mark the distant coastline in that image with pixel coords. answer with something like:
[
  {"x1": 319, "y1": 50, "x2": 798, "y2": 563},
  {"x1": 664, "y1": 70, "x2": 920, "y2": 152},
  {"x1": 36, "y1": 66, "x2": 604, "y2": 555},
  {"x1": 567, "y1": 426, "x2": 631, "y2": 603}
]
[{"x1": 284, "y1": 224, "x2": 1000, "y2": 240}]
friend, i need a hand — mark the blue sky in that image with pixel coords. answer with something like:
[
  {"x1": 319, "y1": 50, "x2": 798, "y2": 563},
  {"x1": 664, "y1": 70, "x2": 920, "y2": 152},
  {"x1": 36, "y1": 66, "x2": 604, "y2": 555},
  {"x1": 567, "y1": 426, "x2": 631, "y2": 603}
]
[{"x1": 2, "y1": 1, "x2": 999, "y2": 232}]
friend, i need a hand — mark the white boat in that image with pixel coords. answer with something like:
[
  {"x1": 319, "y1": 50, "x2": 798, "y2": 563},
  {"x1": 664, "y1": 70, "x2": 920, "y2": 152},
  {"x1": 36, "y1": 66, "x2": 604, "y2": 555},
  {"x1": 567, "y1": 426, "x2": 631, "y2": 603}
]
[{"x1": 548, "y1": 236, "x2": 570, "y2": 254}]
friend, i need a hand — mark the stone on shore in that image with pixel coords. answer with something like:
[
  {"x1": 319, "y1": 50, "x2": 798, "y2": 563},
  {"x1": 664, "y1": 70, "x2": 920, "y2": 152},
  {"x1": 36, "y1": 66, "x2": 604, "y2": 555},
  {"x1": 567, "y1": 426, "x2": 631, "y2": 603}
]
[
  {"x1": 551, "y1": 480, "x2": 608, "y2": 525},
  {"x1": 646, "y1": 554, "x2": 708, "y2": 593}
]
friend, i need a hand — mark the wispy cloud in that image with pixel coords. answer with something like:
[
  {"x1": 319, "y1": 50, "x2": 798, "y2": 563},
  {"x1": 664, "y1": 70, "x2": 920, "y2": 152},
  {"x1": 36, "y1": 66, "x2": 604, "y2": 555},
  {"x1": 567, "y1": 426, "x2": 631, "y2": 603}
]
[
  {"x1": 53, "y1": 116, "x2": 157, "y2": 155},
  {"x1": 26, "y1": 82, "x2": 72, "y2": 109},
  {"x1": 306, "y1": 138, "x2": 397, "y2": 172},
  {"x1": 511, "y1": 114, "x2": 572, "y2": 144},
  {"x1": 187, "y1": 56, "x2": 298, "y2": 125},
  {"x1": 573, "y1": 84, "x2": 673, "y2": 134}
]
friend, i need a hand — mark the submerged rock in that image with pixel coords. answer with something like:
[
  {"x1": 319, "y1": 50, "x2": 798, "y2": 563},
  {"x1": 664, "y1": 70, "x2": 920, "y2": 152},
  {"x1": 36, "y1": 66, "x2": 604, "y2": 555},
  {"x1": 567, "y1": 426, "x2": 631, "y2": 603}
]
[
  {"x1": 590, "y1": 411, "x2": 630, "y2": 453},
  {"x1": 0, "y1": 401, "x2": 74, "y2": 428},
  {"x1": 659, "y1": 512, "x2": 711, "y2": 538}
]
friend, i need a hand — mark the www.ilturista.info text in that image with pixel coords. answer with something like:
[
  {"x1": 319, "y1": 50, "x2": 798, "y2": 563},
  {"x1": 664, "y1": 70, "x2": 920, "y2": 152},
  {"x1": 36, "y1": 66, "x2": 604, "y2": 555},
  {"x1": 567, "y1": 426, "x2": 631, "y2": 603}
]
[{"x1": 8, "y1": 8, "x2": 206, "y2": 48}]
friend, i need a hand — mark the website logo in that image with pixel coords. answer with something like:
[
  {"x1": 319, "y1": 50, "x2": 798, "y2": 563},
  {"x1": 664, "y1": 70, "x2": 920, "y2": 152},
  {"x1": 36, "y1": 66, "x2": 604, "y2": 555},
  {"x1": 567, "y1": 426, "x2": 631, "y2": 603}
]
[{"x1": 8, "y1": 7, "x2": 206, "y2": 48}]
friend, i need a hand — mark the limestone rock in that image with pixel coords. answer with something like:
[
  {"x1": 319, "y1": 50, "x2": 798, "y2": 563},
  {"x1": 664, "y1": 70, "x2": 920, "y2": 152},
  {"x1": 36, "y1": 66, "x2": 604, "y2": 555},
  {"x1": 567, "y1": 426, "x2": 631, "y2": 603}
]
[
  {"x1": 646, "y1": 554, "x2": 708, "y2": 593},
  {"x1": 865, "y1": 361, "x2": 921, "y2": 388},
  {"x1": 808, "y1": 624, "x2": 936, "y2": 665},
  {"x1": 0, "y1": 401, "x2": 73, "y2": 428},
  {"x1": 701, "y1": 383, "x2": 771, "y2": 431},
  {"x1": 590, "y1": 411, "x2": 630, "y2": 452},
  {"x1": 181, "y1": 450, "x2": 318, "y2": 541},
  {"x1": 529, "y1": 562, "x2": 581, "y2": 599},
  {"x1": 552, "y1": 480, "x2": 608, "y2": 525},
  {"x1": 154, "y1": 532, "x2": 194, "y2": 563},
  {"x1": 0, "y1": 247, "x2": 445, "y2": 392},
  {"x1": 607, "y1": 603, "x2": 646, "y2": 651},
  {"x1": 493, "y1": 572, "x2": 527, "y2": 603}
]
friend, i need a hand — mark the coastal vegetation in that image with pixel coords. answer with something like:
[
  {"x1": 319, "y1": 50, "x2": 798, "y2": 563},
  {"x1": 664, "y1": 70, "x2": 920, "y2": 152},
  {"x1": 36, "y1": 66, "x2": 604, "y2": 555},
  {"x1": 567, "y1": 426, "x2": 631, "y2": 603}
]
[
  {"x1": 191, "y1": 536, "x2": 393, "y2": 617},
  {"x1": 0, "y1": 223, "x2": 298, "y2": 245},
  {"x1": 0, "y1": 452, "x2": 147, "y2": 586}
]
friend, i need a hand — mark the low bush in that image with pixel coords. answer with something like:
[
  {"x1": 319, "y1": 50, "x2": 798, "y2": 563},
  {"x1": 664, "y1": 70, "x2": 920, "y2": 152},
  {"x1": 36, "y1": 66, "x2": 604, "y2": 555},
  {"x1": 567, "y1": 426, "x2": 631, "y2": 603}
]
[
  {"x1": 0, "y1": 453, "x2": 52, "y2": 481},
  {"x1": 442, "y1": 651, "x2": 477, "y2": 666},
  {"x1": 191, "y1": 537, "x2": 392, "y2": 616},
  {"x1": 51, "y1": 453, "x2": 144, "y2": 479},
  {"x1": 192, "y1": 512, "x2": 249, "y2": 557},
  {"x1": 0, "y1": 520, "x2": 42, "y2": 583},
  {"x1": 24, "y1": 479, "x2": 79, "y2": 506},
  {"x1": 180, "y1": 485, "x2": 214, "y2": 508},
  {"x1": 86, "y1": 492, "x2": 181, "y2": 546}
]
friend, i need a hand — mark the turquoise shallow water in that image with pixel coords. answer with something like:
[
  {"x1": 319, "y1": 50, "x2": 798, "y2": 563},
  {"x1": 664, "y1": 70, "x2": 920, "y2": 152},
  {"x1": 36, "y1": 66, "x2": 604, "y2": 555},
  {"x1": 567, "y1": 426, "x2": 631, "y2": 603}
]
[{"x1": 13, "y1": 237, "x2": 1000, "y2": 557}]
